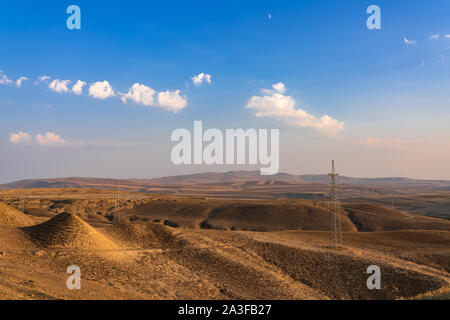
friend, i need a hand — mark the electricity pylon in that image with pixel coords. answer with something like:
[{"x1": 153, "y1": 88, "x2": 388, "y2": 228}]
[
  {"x1": 114, "y1": 181, "x2": 120, "y2": 224},
  {"x1": 328, "y1": 160, "x2": 343, "y2": 250}
]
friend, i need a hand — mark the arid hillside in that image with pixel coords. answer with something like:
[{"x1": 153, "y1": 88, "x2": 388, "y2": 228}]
[
  {"x1": 1, "y1": 189, "x2": 448, "y2": 232},
  {"x1": 0, "y1": 187, "x2": 449, "y2": 300},
  {"x1": 0, "y1": 202, "x2": 40, "y2": 227},
  {"x1": 2, "y1": 172, "x2": 450, "y2": 207},
  {"x1": 0, "y1": 208, "x2": 448, "y2": 300},
  {"x1": 347, "y1": 193, "x2": 450, "y2": 220},
  {"x1": 3, "y1": 171, "x2": 450, "y2": 188}
]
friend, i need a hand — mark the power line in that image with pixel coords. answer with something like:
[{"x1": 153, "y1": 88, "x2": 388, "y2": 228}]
[
  {"x1": 114, "y1": 181, "x2": 120, "y2": 224},
  {"x1": 328, "y1": 160, "x2": 343, "y2": 250}
]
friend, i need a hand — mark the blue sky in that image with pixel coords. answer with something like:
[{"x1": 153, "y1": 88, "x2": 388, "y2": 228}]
[{"x1": 1, "y1": 0, "x2": 450, "y2": 182}]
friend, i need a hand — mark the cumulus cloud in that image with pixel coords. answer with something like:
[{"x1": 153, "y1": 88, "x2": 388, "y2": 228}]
[
  {"x1": 49, "y1": 79, "x2": 71, "y2": 93},
  {"x1": 191, "y1": 73, "x2": 212, "y2": 86},
  {"x1": 445, "y1": 34, "x2": 450, "y2": 39},
  {"x1": 272, "y1": 82, "x2": 286, "y2": 94},
  {"x1": 0, "y1": 71, "x2": 12, "y2": 85},
  {"x1": 35, "y1": 132, "x2": 66, "y2": 146},
  {"x1": 262, "y1": 82, "x2": 286, "y2": 95},
  {"x1": 72, "y1": 80, "x2": 86, "y2": 95},
  {"x1": 36, "y1": 75, "x2": 51, "y2": 84},
  {"x1": 9, "y1": 131, "x2": 33, "y2": 145},
  {"x1": 404, "y1": 37, "x2": 418, "y2": 45},
  {"x1": 120, "y1": 83, "x2": 156, "y2": 106},
  {"x1": 157, "y1": 90, "x2": 187, "y2": 113},
  {"x1": 120, "y1": 83, "x2": 187, "y2": 113},
  {"x1": 39, "y1": 75, "x2": 50, "y2": 81},
  {"x1": 246, "y1": 83, "x2": 344, "y2": 136},
  {"x1": 4, "y1": 70, "x2": 188, "y2": 113},
  {"x1": 15, "y1": 77, "x2": 28, "y2": 87},
  {"x1": 9, "y1": 131, "x2": 67, "y2": 146},
  {"x1": 89, "y1": 81, "x2": 115, "y2": 99}
]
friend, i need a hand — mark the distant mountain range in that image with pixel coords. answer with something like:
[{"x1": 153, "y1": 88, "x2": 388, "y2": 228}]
[{"x1": 2, "y1": 170, "x2": 450, "y2": 189}]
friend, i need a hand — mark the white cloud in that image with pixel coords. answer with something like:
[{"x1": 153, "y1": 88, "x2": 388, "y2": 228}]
[
  {"x1": 4, "y1": 71, "x2": 187, "y2": 113},
  {"x1": 10, "y1": 131, "x2": 66, "y2": 146},
  {"x1": 191, "y1": 73, "x2": 212, "y2": 86},
  {"x1": 0, "y1": 71, "x2": 12, "y2": 85},
  {"x1": 404, "y1": 37, "x2": 418, "y2": 45},
  {"x1": 157, "y1": 90, "x2": 187, "y2": 113},
  {"x1": 35, "y1": 132, "x2": 66, "y2": 146},
  {"x1": 36, "y1": 75, "x2": 51, "y2": 84},
  {"x1": 121, "y1": 83, "x2": 187, "y2": 113},
  {"x1": 121, "y1": 83, "x2": 156, "y2": 106},
  {"x1": 272, "y1": 82, "x2": 286, "y2": 94},
  {"x1": 72, "y1": 80, "x2": 86, "y2": 95},
  {"x1": 89, "y1": 81, "x2": 115, "y2": 99},
  {"x1": 445, "y1": 34, "x2": 450, "y2": 39},
  {"x1": 15, "y1": 77, "x2": 28, "y2": 87},
  {"x1": 49, "y1": 79, "x2": 71, "y2": 93},
  {"x1": 9, "y1": 131, "x2": 33, "y2": 145},
  {"x1": 261, "y1": 82, "x2": 287, "y2": 95},
  {"x1": 39, "y1": 75, "x2": 50, "y2": 81},
  {"x1": 246, "y1": 82, "x2": 344, "y2": 136}
]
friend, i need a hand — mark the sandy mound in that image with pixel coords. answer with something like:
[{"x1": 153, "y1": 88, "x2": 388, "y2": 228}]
[
  {"x1": 21, "y1": 212, "x2": 119, "y2": 250},
  {"x1": 0, "y1": 202, "x2": 37, "y2": 227},
  {"x1": 104, "y1": 221, "x2": 187, "y2": 249}
]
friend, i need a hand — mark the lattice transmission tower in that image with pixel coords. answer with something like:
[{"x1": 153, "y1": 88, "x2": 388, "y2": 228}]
[
  {"x1": 328, "y1": 160, "x2": 343, "y2": 250},
  {"x1": 113, "y1": 180, "x2": 121, "y2": 224}
]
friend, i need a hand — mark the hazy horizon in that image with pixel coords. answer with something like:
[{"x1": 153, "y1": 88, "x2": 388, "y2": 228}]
[{"x1": 3, "y1": 167, "x2": 450, "y2": 185}]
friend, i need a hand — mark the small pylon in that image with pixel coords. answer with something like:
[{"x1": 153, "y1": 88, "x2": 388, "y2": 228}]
[
  {"x1": 328, "y1": 160, "x2": 343, "y2": 250},
  {"x1": 21, "y1": 192, "x2": 26, "y2": 213},
  {"x1": 114, "y1": 181, "x2": 120, "y2": 224}
]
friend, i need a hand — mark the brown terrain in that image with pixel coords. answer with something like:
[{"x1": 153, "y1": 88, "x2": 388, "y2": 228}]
[
  {"x1": 2, "y1": 171, "x2": 449, "y2": 219},
  {"x1": 0, "y1": 171, "x2": 449, "y2": 300}
]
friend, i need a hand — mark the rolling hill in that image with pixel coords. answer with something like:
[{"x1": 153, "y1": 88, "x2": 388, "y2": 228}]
[{"x1": 2, "y1": 170, "x2": 450, "y2": 189}]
